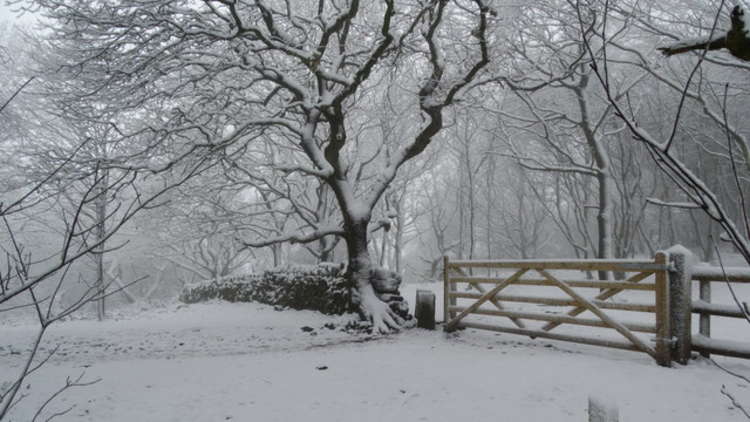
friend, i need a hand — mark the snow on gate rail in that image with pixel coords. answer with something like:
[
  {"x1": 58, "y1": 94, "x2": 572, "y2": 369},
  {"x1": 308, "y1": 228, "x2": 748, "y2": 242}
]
[{"x1": 442, "y1": 254, "x2": 673, "y2": 366}]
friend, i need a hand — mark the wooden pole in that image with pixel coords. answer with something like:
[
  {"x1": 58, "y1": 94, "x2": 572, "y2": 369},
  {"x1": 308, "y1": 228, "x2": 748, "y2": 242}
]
[
  {"x1": 699, "y1": 280, "x2": 711, "y2": 358},
  {"x1": 450, "y1": 266, "x2": 527, "y2": 329},
  {"x1": 667, "y1": 246, "x2": 692, "y2": 364},
  {"x1": 443, "y1": 256, "x2": 450, "y2": 327},
  {"x1": 654, "y1": 251, "x2": 672, "y2": 367},
  {"x1": 449, "y1": 306, "x2": 656, "y2": 333},
  {"x1": 537, "y1": 269, "x2": 656, "y2": 358},
  {"x1": 445, "y1": 269, "x2": 528, "y2": 332},
  {"x1": 541, "y1": 271, "x2": 653, "y2": 332}
]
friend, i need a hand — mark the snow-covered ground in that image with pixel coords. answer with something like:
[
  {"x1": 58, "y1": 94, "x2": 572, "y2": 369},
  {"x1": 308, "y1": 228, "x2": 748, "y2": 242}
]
[{"x1": 2, "y1": 282, "x2": 750, "y2": 422}]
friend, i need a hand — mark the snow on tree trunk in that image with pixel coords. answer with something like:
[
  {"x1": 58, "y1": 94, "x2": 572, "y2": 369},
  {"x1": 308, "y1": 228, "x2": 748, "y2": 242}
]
[
  {"x1": 596, "y1": 169, "x2": 613, "y2": 279},
  {"x1": 343, "y1": 216, "x2": 412, "y2": 333},
  {"x1": 575, "y1": 72, "x2": 613, "y2": 280}
]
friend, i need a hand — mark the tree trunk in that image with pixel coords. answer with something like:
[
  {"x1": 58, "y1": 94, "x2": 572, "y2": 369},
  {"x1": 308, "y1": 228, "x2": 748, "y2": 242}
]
[
  {"x1": 341, "y1": 210, "x2": 409, "y2": 332},
  {"x1": 575, "y1": 72, "x2": 612, "y2": 280},
  {"x1": 392, "y1": 194, "x2": 403, "y2": 274},
  {"x1": 318, "y1": 235, "x2": 334, "y2": 263},
  {"x1": 271, "y1": 244, "x2": 282, "y2": 268},
  {"x1": 596, "y1": 169, "x2": 612, "y2": 280},
  {"x1": 95, "y1": 166, "x2": 108, "y2": 321}
]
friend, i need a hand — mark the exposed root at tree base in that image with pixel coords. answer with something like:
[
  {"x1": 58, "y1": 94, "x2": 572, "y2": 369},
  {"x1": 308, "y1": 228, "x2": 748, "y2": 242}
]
[{"x1": 358, "y1": 284, "x2": 410, "y2": 334}]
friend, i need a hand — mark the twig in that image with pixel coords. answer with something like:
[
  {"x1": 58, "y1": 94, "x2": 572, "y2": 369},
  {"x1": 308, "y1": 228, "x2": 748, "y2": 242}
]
[
  {"x1": 721, "y1": 385, "x2": 750, "y2": 419},
  {"x1": 712, "y1": 358, "x2": 750, "y2": 384},
  {"x1": 721, "y1": 83, "x2": 750, "y2": 239},
  {"x1": 0, "y1": 77, "x2": 34, "y2": 115},
  {"x1": 31, "y1": 373, "x2": 100, "y2": 422},
  {"x1": 714, "y1": 240, "x2": 750, "y2": 324}
]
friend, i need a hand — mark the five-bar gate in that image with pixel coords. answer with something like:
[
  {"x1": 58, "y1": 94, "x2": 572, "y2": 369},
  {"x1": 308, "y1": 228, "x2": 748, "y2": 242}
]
[{"x1": 443, "y1": 253, "x2": 673, "y2": 366}]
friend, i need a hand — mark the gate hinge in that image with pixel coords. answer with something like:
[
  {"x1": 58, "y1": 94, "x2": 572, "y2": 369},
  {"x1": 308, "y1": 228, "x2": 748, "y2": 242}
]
[{"x1": 651, "y1": 336, "x2": 678, "y2": 347}]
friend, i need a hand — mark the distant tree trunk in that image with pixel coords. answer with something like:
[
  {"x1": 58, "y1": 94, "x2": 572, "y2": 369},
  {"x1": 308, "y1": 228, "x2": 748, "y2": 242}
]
[
  {"x1": 318, "y1": 235, "x2": 334, "y2": 263},
  {"x1": 393, "y1": 197, "x2": 403, "y2": 274},
  {"x1": 379, "y1": 229, "x2": 388, "y2": 267},
  {"x1": 271, "y1": 244, "x2": 282, "y2": 268},
  {"x1": 485, "y1": 159, "x2": 493, "y2": 260},
  {"x1": 575, "y1": 72, "x2": 612, "y2": 280},
  {"x1": 519, "y1": 189, "x2": 529, "y2": 259},
  {"x1": 316, "y1": 183, "x2": 336, "y2": 263},
  {"x1": 458, "y1": 177, "x2": 466, "y2": 260},
  {"x1": 466, "y1": 148, "x2": 476, "y2": 263},
  {"x1": 596, "y1": 169, "x2": 613, "y2": 276},
  {"x1": 95, "y1": 165, "x2": 108, "y2": 321}
]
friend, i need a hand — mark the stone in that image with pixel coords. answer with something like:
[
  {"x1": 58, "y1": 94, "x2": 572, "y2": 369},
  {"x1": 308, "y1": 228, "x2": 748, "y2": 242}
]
[{"x1": 369, "y1": 268, "x2": 401, "y2": 294}]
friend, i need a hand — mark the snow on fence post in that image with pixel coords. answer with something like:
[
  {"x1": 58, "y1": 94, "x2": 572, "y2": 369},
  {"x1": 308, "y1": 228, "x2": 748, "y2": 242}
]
[{"x1": 667, "y1": 245, "x2": 693, "y2": 364}]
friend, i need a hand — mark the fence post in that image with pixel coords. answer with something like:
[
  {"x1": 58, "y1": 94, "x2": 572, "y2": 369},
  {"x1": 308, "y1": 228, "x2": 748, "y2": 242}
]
[
  {"x1": 654, "y1": 251, "x2": 672, "y2": 367},
  {"x1": 443, "y1": 256, "x2": 451, "y2": 329},
  {"x1": 698, "y1": 279, "x2": 711, "y2": 358},
  {"x1": 667, "y1": 245, "x2": 693, "y2": 364}
]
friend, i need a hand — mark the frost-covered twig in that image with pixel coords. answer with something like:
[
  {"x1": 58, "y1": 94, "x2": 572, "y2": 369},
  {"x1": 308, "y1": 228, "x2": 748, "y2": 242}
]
[
  {"x1": 0, "y1": 77, "x2": 34, "y2": 115},
  {"x1": 240, "y1": 226, "x2": 346, "y2": 248},
  {"x1": 645, "y1": 198, "x2": 700, "y2": 209}
]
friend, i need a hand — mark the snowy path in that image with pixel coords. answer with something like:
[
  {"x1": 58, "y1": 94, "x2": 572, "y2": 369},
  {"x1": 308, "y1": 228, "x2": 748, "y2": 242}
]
[
  {"x1": 2, "y1": 300, "x2": 750, "y2": 421},
  {"x1": 1, "y1": 302, "x2": 360, "y2": 367}
]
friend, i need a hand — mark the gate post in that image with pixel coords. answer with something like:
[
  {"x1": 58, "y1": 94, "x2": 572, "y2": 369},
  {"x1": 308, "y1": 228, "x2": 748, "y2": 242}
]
[
  {"x1": 667, "y1": 245, "x2": 693, "y2": 364},
  {"x1": 443, "y1": 256, "x2": 451, "y2": 330},
  {"x1": 654, "y1": 252, "x2": 672, "y2": 367}
]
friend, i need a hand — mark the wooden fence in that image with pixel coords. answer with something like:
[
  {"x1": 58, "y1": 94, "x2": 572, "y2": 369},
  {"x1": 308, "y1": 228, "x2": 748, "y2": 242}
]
[
  {"x1": 690, "y1": 265, "x2": 750, "y2": 359},
  {"x1": 443, "y1": 253, "x2": 673, "y2": 366},
  {"x1": 443, "y1": 248, "x2": 750, "y2": 366}
]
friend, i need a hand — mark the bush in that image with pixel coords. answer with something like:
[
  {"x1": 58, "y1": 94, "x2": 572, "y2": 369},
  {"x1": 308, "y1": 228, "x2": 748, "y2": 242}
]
[{"x1": 179, "y1": 263, "x2": 356, "y2": 315}]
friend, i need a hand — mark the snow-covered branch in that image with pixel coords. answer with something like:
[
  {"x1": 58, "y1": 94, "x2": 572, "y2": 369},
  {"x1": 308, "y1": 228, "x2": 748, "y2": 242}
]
[{"x1": 240, "y1": 226, "x2": 345, "y2": 248}]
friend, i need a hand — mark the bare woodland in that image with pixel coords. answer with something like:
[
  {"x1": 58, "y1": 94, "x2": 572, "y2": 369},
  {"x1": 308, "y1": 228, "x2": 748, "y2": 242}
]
[{"x1": 2, "y1": 0, "x2": 750, "y2": 419}]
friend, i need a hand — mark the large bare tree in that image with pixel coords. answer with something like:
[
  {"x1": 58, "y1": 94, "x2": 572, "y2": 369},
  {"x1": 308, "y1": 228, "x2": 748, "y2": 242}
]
[{"x1": 24, "y1": 0, "x2": 495, "y2": 331}]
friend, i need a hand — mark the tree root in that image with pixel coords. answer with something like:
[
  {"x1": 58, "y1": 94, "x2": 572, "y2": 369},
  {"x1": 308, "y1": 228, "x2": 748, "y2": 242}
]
[{"x1": 358, "y1": 284, "x2": 406, "y2": 334}]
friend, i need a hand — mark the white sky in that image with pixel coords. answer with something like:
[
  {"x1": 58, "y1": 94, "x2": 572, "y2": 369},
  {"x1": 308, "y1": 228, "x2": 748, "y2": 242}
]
[{"x1": 0, "y1": 3, "x2": 38, "y2": 26}]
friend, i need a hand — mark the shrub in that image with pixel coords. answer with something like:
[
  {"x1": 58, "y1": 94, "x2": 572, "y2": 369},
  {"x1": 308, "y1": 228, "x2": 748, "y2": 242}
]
[{"x1": 179, "y1": 263, "x2": 356, "y2": 315}]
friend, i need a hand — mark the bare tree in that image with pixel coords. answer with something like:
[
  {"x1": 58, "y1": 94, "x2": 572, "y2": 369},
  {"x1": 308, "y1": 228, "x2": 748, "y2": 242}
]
[
  {"x1": 576, "y1": 0, "x2": 750, "y2": 263},
  {"x1": 22, "y1": 0, "x2": 496, "y2": 331}
]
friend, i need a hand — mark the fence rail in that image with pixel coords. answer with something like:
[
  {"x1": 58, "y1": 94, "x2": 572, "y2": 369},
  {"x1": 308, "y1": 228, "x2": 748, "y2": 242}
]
[
  {"x1": 443, "y1": 253, "x2": 672, "y2": 366},
  {"x1": 689, "y1": 266, "x2": 750, "y2": 359}
]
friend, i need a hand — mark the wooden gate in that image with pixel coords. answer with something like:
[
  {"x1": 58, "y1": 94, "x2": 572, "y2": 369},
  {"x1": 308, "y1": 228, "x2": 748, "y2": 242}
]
[{"x1": 443, "y1": 253, "x2": 672, "y2": 366}]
